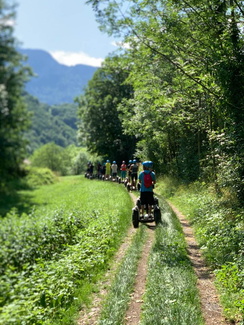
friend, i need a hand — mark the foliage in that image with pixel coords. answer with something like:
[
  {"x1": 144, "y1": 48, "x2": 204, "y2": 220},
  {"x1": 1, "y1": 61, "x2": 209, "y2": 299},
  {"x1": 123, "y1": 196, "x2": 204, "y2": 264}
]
[
  {"x1": 160, "y1": 179, "x2": 244, "y2": 322},
  {"x1": 86, "y1": 0, "x2": 244, "y2": 202},
  {"x1": 0, "y1": 176, "x2": 132, "y2": 324},
  {"x1": 0, "y1": 1, "x2": 31, "y2": 190},
  {"x1": 77, "y1": 55, "x2": 137, "y2": 163},
  {"x1": 30, "y1": 143, "x2": 68, "y2": 175},
  {"x1": 24, "y1": 93, "x2": 78, "y2": 153},
  {"x1": 24, "y1": 167, "x2": 58, "y2": 188},
  {"x1": 29, "y1": 143, "x2": 99, "y2": 176}
]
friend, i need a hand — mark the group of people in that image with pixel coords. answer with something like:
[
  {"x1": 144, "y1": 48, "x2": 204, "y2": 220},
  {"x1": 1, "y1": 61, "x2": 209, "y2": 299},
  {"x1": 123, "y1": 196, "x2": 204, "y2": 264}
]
[
  {"x1": 104, "y1": 159, "x2": 139, "y2": 185},
  {"x1": 86, "y1": 159, "x2": 156, "y2": 217}
]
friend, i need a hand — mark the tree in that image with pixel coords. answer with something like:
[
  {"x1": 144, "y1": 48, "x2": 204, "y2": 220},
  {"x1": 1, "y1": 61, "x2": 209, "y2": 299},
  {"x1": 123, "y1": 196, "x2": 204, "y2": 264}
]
[
  {"x1": 0, "y1": 0, "x2": 30, "y2": 190},
  {"x1": 77, "y1": 55, "x2": 137, "y2": 163},
  {"x1": 30, "y1": 143, "x2": 68, "y2": 175},
  {"x1": 87, "y1": 0, "x2": 244, "y2": 200}
]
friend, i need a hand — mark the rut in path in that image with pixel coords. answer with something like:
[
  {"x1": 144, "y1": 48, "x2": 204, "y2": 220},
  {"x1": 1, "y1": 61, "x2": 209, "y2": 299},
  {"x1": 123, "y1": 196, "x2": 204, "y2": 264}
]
[{"x1": 124, "y1": 223, "x2": 155, "y2": 324}]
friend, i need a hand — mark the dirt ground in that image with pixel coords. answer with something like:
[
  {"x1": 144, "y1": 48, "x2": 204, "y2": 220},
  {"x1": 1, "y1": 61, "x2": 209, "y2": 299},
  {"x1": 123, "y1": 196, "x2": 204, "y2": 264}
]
[{"x1": 77, "y1": 194, "x2": 230, "y2": 325}]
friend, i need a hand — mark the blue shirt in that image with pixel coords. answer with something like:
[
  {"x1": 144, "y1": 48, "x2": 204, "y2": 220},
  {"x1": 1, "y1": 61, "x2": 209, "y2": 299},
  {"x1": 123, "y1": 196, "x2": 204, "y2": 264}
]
[{"x1": 139, "y1": 170, "x2": 155, "y2": 192}]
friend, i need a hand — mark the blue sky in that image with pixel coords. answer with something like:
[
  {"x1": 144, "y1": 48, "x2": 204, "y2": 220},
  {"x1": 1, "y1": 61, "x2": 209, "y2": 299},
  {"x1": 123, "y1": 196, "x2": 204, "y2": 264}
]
[{"x1": 14, "y1": 0, "x2": 118, "y2": 67}]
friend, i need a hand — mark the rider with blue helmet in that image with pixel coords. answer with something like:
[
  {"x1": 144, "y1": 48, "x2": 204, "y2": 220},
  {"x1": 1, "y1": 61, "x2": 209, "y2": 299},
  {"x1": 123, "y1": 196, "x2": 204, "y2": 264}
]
[{"x1": 139, "y1": 161, "x2": 156, "y2": 217}]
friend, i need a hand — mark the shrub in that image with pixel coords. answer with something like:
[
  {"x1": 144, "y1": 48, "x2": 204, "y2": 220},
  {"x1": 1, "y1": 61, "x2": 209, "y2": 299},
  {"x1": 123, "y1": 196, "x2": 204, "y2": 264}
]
[{"x1": 25, "y1": 167, "x2": 58, "y2": 187}]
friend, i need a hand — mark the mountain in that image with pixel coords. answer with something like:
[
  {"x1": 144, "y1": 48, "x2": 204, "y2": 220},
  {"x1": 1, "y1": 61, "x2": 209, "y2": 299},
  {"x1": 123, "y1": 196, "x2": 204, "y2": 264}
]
[
  {"x1": 19, "y1": 48, "x2": 97, "y2": 105},
  {"x1": 24, "y1": 93, "x2": 78, "y2": 153}
]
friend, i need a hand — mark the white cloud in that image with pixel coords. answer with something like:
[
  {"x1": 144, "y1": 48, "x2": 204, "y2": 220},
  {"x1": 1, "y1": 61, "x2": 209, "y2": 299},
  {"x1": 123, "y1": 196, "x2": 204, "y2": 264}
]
[{"x1": 50, "y1": 51, "x2": 104, "y2": 67}]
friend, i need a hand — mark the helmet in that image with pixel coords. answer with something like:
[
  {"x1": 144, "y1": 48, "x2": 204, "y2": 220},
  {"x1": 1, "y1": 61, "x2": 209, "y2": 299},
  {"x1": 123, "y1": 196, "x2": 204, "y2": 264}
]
[
  {"x1": 113, "y1": 161, "x2": 116, "y2": 164},
  {"x1": 133, "y1": 159, "x2": 137, "y2": 163},
  {"x1": 142, "y1": 161, "x2": 152, "y2": 168},
  {"x1": 122, "y1": 161, "x2": 125, "y2": 163},
  {"x1": 129, "y1": 160, "x2": 132, "y2": 163},
  {"x1": 106, "y1": 160, "x2": 110, "y2": 163}
]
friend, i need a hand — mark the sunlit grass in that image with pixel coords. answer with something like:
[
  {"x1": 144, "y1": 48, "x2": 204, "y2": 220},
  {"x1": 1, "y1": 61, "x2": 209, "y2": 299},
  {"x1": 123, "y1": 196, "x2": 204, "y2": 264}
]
[
  {"x1": 141, "y1": 198, "x2": 204, "y2": 325},
  {"x1": 0, "y1": 176, "x2": 133, "y2": 324},
  {"x1": 98, "y1": 225, "x2": 147, "y2": 325}
]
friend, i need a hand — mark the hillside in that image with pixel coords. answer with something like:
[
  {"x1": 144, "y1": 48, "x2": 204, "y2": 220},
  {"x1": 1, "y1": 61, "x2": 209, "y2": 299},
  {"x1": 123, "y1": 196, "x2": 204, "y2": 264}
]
[
  {"x1": 24, "y1": 93, "x2": 78, "y2": 153},
  {"x1": 19, "y1": 48, "x2": 97, "y2": 105}
]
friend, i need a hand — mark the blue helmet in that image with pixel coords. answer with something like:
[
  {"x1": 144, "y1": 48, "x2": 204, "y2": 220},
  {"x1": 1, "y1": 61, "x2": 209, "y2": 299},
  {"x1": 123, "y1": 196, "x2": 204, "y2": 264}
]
[
  {"x1": 142, "y1": 161, "x2": 153, "y2": 168},
  {"x1": 133, "y1": 159, "x2": 137, "y2": 163},
  {"x1": 129, "y1": 160, "x2": 132, "y2": 163},
  {"x1": 113, "y1": 161, "x2": 116, "y2": 164},
  {"x1": 106, "y1": 160, "x2": 110, "y2": 163}
]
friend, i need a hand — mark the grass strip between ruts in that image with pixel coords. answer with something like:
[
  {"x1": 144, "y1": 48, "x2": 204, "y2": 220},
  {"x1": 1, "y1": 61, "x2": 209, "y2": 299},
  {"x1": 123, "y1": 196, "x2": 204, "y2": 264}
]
[
  {"x1": 140, "y1": 197, "x2": 204, "y2": 325},
  {"x1": 98, "y1": 224, "x2": 147, "y2": 325}
]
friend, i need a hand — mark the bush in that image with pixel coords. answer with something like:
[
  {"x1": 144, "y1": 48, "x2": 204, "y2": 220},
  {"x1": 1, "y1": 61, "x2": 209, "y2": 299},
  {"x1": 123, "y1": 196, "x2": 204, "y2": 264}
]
[{"x1": 25, "y1": 167, "x2": 58, "y2": 187}]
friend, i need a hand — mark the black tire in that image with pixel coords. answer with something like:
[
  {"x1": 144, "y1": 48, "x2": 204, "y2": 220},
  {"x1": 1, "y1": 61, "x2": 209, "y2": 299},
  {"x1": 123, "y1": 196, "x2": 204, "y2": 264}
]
[
  {"x1": 154, "y1": 208, "x2": 161, "y2": 225},
  {"x1": 154, "y1": 196, "x2": 159, "y2": 205},
  {"x1": 132, "y1": 208, "x2": 139, "y2": 228},
  {"x1": 136, "y1": 198, "x2": 141, "y2": 209}
]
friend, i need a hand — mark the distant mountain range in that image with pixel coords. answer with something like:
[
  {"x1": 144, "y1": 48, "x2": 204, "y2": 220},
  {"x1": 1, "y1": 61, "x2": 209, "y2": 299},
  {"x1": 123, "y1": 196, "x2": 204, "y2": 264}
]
[{"x1": 19, "y1": 48, "x2": 97, "y2": 105}]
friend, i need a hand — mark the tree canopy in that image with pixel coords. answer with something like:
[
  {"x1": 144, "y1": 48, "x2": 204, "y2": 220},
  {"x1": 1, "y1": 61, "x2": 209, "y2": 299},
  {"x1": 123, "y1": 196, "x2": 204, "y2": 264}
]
[
  {"x1": 77, "y1": 56, "x2": 137, "y2": 163},
  {"x1": 84, "y1": 0, "x2": 244, "y2": 202}
]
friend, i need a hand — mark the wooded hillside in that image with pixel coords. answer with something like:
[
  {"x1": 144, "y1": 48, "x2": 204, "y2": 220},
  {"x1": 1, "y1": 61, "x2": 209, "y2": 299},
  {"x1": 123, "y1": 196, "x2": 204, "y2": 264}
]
[{"x1": 23, "y1": 94, "x2": 78, "y2": 153}]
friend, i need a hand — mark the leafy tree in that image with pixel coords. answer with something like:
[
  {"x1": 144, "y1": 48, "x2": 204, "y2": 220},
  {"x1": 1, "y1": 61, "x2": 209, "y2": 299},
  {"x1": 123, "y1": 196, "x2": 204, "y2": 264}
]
[
  {"x1": 30, "y1": 143, "x2": 68, "y2": 175},
  {"x1": 0, "y1": 0, "x2": 31, "y2": 190},
  {"x1": 30, "y1": 143, "x2": 91, "y2": 176},
  {"x1": 87, "y1": 0, "x2": 244, "y2": 200},
  {"x1": 77, "y1": 55, "x2": 137, "y2": 163}
]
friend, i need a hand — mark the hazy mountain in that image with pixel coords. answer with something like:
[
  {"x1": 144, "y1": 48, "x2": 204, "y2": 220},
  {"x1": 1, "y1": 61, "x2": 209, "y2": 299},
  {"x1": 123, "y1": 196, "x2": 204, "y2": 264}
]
[{"x1": 19, "y1": 48, "x2": 97, "y2": 105}]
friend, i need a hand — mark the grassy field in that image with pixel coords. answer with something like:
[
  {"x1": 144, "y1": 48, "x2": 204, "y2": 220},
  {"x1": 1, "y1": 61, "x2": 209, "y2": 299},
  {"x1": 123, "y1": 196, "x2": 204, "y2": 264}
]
[{"x1": 0, "y1": 176, "x2": 133, "y2": 324}]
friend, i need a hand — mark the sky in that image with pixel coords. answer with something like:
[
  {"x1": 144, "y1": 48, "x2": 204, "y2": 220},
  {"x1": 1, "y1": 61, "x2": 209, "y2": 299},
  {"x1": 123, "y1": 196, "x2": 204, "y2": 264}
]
[{"x1": 14, "y1": 0, "x2": 118, "y2": 67}]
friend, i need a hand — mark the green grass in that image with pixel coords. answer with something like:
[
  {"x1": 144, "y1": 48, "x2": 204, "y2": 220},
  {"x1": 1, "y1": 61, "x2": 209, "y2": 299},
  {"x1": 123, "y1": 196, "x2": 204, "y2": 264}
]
[
  {"x1": 0, "y1": 176, "x2": 133, "y2": 324},
  {"x1": 98, "y1": 225, "x2": 147, "y2": 325},
  {"x1": 141, "y1": 198, "x2": 204, "y2": 325},
  {"x1": 156, "y1": 178, "x2": 244, "y2": 323}
]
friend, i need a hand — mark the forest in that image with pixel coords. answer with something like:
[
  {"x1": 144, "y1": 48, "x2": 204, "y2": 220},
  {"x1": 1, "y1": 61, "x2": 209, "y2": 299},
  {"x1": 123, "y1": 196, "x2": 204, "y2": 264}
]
[{"x1": 0, "y1": 0, "x2": 243, "y2": 324}]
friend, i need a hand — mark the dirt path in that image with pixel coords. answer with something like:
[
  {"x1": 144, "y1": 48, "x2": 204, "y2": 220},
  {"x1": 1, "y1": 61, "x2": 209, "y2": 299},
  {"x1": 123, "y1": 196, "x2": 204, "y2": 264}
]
[
  {"x1": 168, "y1": 202, "x2": 229, "y2": 325},
  {"x1": 77, "y1": 225, "x2": 137, "y2": 325},
  {"x1": 77, "y1": 192, "x2": 229, "y2": 325},
  {"x1": 124, "y1": 224, "x2": 155, "y2": 324}
]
